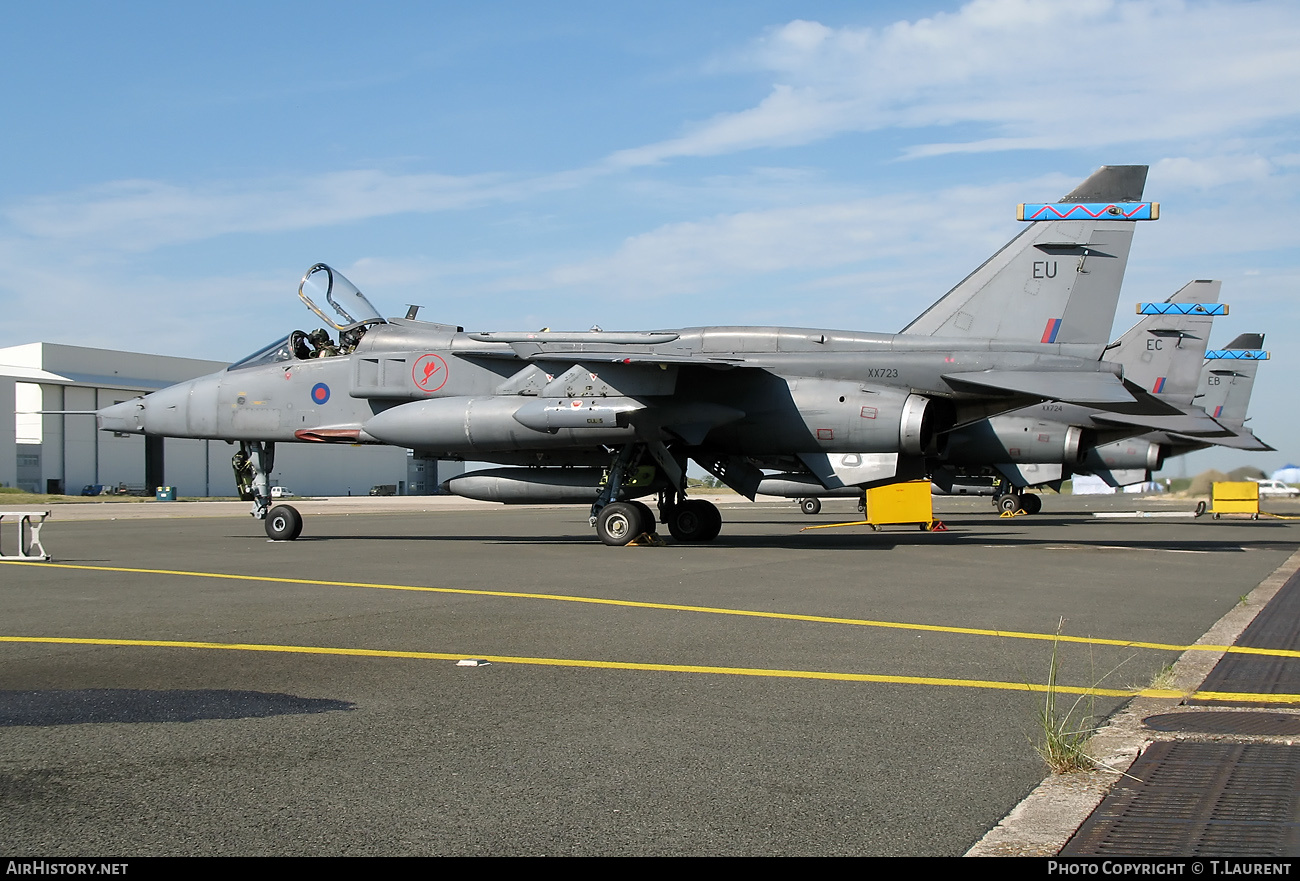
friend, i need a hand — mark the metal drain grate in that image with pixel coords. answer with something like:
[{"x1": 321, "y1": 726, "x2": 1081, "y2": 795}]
[
  {"x1": 1061, "y1": 742, "x2": 1300, "y2": 856},
  {"x1": 1144, "y1": 712, "x2": 1300, "y2": 736},
  {"x1": 1193, "y1": 569, "x2": 1300, "y2": 706}
]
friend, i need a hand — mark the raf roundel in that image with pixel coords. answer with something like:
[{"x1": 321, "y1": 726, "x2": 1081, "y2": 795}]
[{"x1": 311, "y1": 382, "x2": 330, "y2": 405}]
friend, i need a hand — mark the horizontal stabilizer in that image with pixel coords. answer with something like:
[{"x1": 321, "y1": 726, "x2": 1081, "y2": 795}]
[
  {"x1": 1091, "y1": 411, "x2": 1232, "y2": 437},
  {"x1": 942, "y1": 370, "x2": 1136, "y2": 404},
  {"x1": 1168, "y1": 428, "x2": 1274, "y2": 452}
]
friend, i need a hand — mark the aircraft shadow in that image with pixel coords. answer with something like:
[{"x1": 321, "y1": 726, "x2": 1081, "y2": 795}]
[
  {"x1": 234, "y1": 530, "x2": 1297, "y2": 554},
  {"x1": 0, "y1": 688, "x2": 354, "y2": 727}
]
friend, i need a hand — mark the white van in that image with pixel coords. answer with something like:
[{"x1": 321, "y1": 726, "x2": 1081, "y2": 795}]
[{"x1": 1254, "y1": 480, "x2": 1300, "y2": 497}]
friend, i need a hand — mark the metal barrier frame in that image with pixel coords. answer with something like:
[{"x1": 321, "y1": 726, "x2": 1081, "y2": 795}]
[{"x1": 0, "y1": 511, "x2": 51, "y2": 561}]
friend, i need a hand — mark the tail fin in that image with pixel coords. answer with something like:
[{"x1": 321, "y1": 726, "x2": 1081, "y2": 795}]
[
  {"x1": 1104, "y1": 280, "x2": 1221, "y2": 404},
  {"x1": 901, "y1": 165, "x2": 1149, "y2": 352},
  {"x1": 1198, "y1": 333, "x2": 1266, "y2": 428}
]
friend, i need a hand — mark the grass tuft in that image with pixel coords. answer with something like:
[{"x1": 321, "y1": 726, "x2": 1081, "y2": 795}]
[{"x1": 1034, "y1": 618, "x2": 1098, "y2": 774}]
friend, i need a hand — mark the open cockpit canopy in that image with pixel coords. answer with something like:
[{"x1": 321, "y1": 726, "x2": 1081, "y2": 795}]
[{"x1": 298, "y1": 263, "x2": 387, "y2": 332}]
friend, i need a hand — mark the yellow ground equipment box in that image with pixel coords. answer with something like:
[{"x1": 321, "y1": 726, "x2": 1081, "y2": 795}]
[
  {"x1": 865, "y1": 480, "x2": 937, "y2": 530},
  {"x1": 1211, "y1": 481, "x2": 1260, "y2": 519},
  {"x1": 800, "y1": 480, "x2": 943, "y2": 534}
]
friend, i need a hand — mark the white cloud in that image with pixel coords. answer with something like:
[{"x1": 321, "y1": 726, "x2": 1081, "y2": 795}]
[
  {"x1": 517, "y1": 177, "x2": 1046, "y2": 300},
  {"x1": 1, "y1": 169, "x2": 529, "y2": 252},
  {"x1": 612, "y1": 0, "x2": 1300, "y2": 164}
]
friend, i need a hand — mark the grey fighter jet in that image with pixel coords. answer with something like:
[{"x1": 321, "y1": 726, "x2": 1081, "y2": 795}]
[
  {"x1": 767, "y1": 279, "x2": 1241, "y2": 513},
  {"x1": 98, "y1": 165, "x2": 1168, "y2": 545}
]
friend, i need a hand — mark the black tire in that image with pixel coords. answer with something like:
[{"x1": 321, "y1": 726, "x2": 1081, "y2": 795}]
[
  {"x1": 630, "y1": 500, "x2": 657, "y2": 530},
  {"x1": 1020, "y1": 493, "x2": 1042, "y2": 515},
  {"x1": 698, "y1": 501, "x2": 723, "y2": 541},
  {"x1": 668, "y1": 500, "x2": 722, "y2": 542},
  {"x1": 596, "y1": 502, "x2": 644, "y2": 546},
  {"x1": 998, "y1": 494, "x2": 1022, "y2": 514},
  {"x1": 800, "y1": 498, "x2": 822, "y2": 515},
  {"x1": 266, "y1": 505, "x2": 303, "y2": 541}
]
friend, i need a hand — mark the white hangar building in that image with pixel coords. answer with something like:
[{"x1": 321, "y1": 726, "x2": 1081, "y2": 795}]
[{"x1": 1, "y1": 343, "x2": 460, "y2": 497}]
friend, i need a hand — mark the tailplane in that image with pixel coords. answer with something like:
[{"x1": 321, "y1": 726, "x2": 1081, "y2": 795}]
[
  {"x1": 902, "y1": 165, "x2": 1151, "y2": 353},
  {"x1": 1199, "y1": 333, "x2": 1266, "y2": 429},
  {"x1": 1103, "y1": 280, "x2": 1221, "y2": 404}
]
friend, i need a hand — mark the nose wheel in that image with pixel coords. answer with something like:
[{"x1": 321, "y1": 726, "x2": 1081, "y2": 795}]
[
  {"x1": 266, "y1": 505, "x2": 304, "y2": 541},
  {"x1": 238, "y1": 440, "x2": 306, "y2": 540}
]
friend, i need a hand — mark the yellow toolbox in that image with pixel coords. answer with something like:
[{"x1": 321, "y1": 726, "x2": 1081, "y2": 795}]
[{"x1": 1211, "y1": 481, "x2": 1260, "y2": 519}]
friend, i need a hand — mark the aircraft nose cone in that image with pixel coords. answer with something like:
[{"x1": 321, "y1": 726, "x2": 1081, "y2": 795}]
[{"x1": 96, "y1": 398, "x2": 145, "y2": 433}]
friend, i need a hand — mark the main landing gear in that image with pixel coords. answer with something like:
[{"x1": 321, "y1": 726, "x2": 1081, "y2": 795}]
[
  {"x1": 591, "y1": 443, "x2": 723, "y2": 546},
  {"x1": 593, "y1": 495, "x2": 722, "y2": 546},
  {"x1": 993, "y1": 490, "x2": 1041, "y2": 515},
  {"x1": 236, "y1": 441, "x2": 304, "y2": 540}
]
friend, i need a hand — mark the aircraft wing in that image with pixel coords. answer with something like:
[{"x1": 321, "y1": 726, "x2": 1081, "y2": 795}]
[
  {"x1": 1090, "y1": 410, "x2": 1234, "y2": 437},
  {"x1": 1168, "y1": 427, "x2": 1275, "y2": 451},
  {"x1": 941, "y1": 370, "x2": 1137, "y2": 405}
]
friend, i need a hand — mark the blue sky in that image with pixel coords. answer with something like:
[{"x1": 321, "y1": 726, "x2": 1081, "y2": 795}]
[{"x1": 3, "y1": 0, "x2": 1298, "y2": 476}]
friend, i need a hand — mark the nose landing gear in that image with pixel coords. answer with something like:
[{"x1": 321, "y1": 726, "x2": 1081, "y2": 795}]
[{"x1": 236, "y1": 441, "x2": 304, "y2": 540}]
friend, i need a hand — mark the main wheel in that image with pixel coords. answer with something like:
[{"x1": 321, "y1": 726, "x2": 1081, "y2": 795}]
[
  {"x1": 668, "y1": 500, "x2": 723, "y2": 542},
  {"x1": 596, "y1": 502, "x2": 644, "y2": 546},
  {"x1": 997, "y1": 494, "x2": 1022, "y2": 514},
  {"x1": 698, "y1": 501, "x2": 723, "y2": 541},
  {"x1": 266, "y1": 505, "x2": 303, "y2": 541},
  {"x1": 630, "y1": 500, "x2": 657, "y2": 530},
  {"x1": 1020, "y1": 493, "x2": 1042, "y2": 515},
  {"x1": 800, "y1": 498, "x2": 822, "y2": 515}
]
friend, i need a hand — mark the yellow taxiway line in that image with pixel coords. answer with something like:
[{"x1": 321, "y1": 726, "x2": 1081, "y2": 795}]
[
  {"x1": 2, "y1": 634, "x2": 1294, "y2": 704},
  {"x1": 3, "y1": 559, "x2": 1296, "y2": 661}
]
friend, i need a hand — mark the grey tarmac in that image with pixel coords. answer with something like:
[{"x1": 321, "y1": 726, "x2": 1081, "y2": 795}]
[{"x1": 1, "y1": 494, "x2": 1297, "y2": 856}]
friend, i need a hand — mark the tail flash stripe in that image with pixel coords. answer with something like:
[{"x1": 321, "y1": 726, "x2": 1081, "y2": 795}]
[
  {"x1": 1137, "y1": 302, "x2": 1228, "y2": 316},
  {"x1": 1017, "y1": 202, "x2": 1158, "y2": 221},
  {"x1": 1041, "y1": 318, "x2": 1062, "y2": 344},
  {"x1": 1206, "y1": 350, "x2": 1269, "y2": 360},
  {"x1": 1152, "y1": 377, "x2": 1166, "y2": 394},
  {"x1": 1214, "y1": 406, "x2": 1224, "y2": 418}
]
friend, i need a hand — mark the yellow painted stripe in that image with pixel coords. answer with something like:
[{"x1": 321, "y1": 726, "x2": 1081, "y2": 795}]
[
  {"x1": 3, "y1": 559, "x2": 1296, "y2": 660},
  {"x1": 2, "y1": 635, "x2": 1293, "y2": 704}
]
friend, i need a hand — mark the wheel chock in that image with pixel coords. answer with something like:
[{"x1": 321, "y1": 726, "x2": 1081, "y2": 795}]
[{"x1": 628, "y1": 531, "x2": 667, "y2": 547}]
